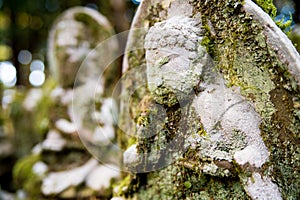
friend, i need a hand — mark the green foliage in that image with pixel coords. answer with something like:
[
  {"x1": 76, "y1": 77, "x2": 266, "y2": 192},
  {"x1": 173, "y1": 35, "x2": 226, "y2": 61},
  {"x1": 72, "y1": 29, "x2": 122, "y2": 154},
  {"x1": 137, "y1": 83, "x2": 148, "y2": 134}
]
[
  {"x1": 116, "y1": 175, "x2": 131, "y2": 196},
  {"x1": 275, "y1": 13, "x2": 293, "y2": 35},
  {"x1": 255, "y1": 0, "x2": 277, "y2": 18},
  {"x1": 255, "y1": 0, "x2": 292, "y2": 34}
]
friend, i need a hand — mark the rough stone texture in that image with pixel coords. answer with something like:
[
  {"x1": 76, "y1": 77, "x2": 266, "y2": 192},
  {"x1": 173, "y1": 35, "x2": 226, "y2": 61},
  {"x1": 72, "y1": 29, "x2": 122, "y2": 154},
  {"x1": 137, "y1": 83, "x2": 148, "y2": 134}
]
[
  {"x1": 243, "y1": 0, "x2": 300, "y2": 86},
  {"x1": 118, "y1": 0, "x2": 300, "y2": 199},
  {"x1": 244, "y1": 172, "x2": 282, "y2": 200},
  {"x1": 145, "y1": 16, "x2": 206, "y2": 106}
]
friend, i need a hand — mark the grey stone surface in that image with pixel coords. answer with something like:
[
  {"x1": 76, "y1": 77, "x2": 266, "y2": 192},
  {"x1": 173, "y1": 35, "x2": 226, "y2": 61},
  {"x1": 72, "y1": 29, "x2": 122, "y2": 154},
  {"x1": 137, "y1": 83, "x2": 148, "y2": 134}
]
[
  {"x1": 244, "y1": 172, "x2": 282, "y2": 200},
  {"x1": 191, "y1": 75, "x2": 269, "y2": 168},
  {"x1": 123, "y1": 144, "x2": 140, "y2": 169},
  {"x1": 145, "y1": 16, "x2": 207, "y2": 106}
]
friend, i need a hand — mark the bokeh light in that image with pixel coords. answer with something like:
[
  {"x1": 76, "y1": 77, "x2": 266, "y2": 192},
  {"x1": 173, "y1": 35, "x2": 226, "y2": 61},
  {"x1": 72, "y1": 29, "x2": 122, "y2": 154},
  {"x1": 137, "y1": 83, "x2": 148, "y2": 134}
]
[
  {"x1": 0, "y1": 45, "x2": 12, "y2": 60},
  {"x1": 18, "y1": 50, "x2": 32, "y2": 65},
  {"x1": 29, "y1": 70, "x2": 45, "y2": 87},
  {"x1": 2, "y1": 89, "x2": 15, "y2": 109},
  {"x1": 17, "y1": 12, "x2": 31, "y2": 29},
  {"x1": 30, "y1": 59, "x2": 45, "y2": 72},
  {"x1": 30, "y1": 16, "x2": 44, "y2": 30},
  {"x1": 0, "y1": 61, "x2": 17, "y2": 87},
  {"x1": 0, "y1": 12, "x2": 10, "y2": 29}
]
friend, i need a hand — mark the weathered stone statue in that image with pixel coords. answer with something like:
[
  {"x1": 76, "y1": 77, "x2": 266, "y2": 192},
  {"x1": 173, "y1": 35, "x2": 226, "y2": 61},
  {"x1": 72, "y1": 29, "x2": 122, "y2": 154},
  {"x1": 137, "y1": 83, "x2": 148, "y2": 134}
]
[
  {"x1": 48, "y1": 6, "x2": 117, "y2": 88},
  {"x1": 116, "y1": 0, "x2": 300, "y2": 199},
  {"x1": 12, "y1": 7, "x2": 120, "y2": 199}
]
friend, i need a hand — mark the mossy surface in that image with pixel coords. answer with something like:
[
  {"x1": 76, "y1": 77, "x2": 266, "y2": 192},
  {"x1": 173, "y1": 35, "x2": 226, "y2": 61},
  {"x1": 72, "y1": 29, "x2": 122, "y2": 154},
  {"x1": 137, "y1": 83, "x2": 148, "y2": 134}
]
[
  {"x1": 120, "y1": 0, "x2": 300, "y2": 199},
  {"x1": 138, "y1": 164, "x2": 248, "y2": 200},
  {"x1": 191, "y1": 0, "x2": 300, "y2": 198}
]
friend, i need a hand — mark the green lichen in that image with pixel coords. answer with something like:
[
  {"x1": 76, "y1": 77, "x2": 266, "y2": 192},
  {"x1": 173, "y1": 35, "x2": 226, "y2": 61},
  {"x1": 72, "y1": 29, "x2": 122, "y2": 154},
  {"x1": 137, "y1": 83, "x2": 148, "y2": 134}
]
[
  {"x1": 182, "y1": 128, "x2": 247, "y2": 178},
  {"x1": 184, "y1": 181, "x2": 192, "y2": 189},
  {"x1": 158, "y1": 57, "x2": 170, "y2": 66},
  {"x1": 115, "y1": 175, "x2": 131, "y2": 197},
  {"x1": 114, "y1": 174, "x2": 142, "y2": 198},
  {"x1": 151, "y1": 86, "x2": 179, "y2": 107},
  {"x1": 138, "y1": 164, "x2": 248, "y2": 200},
  {"x1": 191, "y1": 0, "x2": 300, "y2": 198},
  {"x1": 201, "y1": 36, "x2": 214, "y2": 54},
  {"x1": 122, "y1": 0, "x2": 299, "y2": 199}
]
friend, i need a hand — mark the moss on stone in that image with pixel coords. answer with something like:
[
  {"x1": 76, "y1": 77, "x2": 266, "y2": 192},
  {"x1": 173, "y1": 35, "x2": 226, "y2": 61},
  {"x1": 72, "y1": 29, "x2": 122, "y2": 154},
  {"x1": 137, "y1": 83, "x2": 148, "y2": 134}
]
[
  {"x1": 138, "y1": 164, "x2": 248, "y2": 200},
  {"x1": 13, "y1": 154, "x2": 42, "y2": 198},
  {"x1": 191, "y1": 0, "x2": 300, "y2": 198},
  {"x1": 114, "y1": 174, "x2": 144, "y2": 199},
  {"x1": 121, "y1": 0, "x2": 299, "y2": 199}
]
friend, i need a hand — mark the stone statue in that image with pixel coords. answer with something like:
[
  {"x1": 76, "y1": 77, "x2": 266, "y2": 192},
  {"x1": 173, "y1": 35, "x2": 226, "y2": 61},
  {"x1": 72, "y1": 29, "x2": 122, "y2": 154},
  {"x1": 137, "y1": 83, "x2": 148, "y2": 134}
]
[{"x1": 117, "y1": 0, "x2": 300, "y2": 199}]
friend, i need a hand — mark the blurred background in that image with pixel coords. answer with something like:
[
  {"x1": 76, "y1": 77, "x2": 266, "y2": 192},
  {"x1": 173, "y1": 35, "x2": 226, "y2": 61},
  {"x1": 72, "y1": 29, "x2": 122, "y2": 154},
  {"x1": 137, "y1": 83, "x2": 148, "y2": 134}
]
[
  {"x1": 0, "y1": 0, "x2": 139, "y2": 199},
  {"x1": 0, "y1": 0, "x2": 299, "y2": 199},
  {"x1": 0, "y1": 0, "x2": 140, "y2": 88}
]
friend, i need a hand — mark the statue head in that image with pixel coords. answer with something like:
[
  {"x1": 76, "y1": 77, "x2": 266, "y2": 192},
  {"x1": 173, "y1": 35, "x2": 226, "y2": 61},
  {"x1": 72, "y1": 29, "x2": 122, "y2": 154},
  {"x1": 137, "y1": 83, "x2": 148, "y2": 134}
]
[{"x1": 145, "y1": 16, "x2": 209, "y2": 106}]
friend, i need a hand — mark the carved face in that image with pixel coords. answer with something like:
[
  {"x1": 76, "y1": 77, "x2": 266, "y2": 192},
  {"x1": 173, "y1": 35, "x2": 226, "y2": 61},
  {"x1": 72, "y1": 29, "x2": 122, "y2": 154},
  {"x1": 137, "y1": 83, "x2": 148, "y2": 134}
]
[{"x1": 145, "y1": 16, "x2": 208, "y2": 106}]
